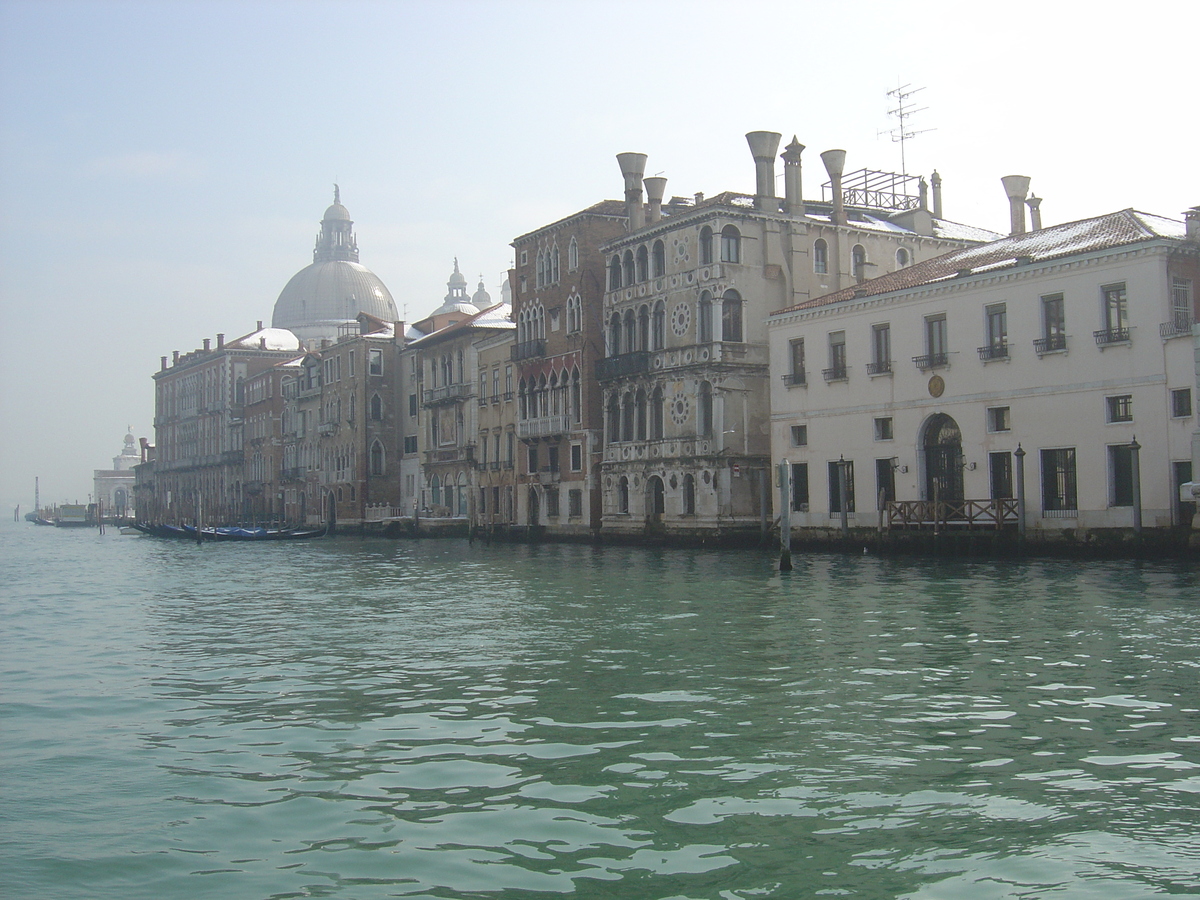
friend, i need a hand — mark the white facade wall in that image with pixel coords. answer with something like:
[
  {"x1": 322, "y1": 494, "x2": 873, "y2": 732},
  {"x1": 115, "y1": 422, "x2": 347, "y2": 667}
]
[{"x1": 769, "y1": 243, "x2": 1196, "y2": 533}]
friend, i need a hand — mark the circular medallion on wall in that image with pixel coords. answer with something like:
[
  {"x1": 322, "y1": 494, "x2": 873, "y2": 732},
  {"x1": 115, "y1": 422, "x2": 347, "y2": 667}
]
[
  {"x1": 928, "y1": 375, "x2": 945, "y2": 398},
  {"x1": 671, "y1": 302, "x2": 692, "y2": 336},
  {"x1": 670, "y1": 394, "x2": 691, "y2": 425}
]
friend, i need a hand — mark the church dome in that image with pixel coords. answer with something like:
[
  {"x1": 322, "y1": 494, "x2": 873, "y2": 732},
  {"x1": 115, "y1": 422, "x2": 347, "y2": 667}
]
[
  {"x1": 270, "y1": 187, "x2": 398, "y2": 342},
  {"x1": 472, "y1": 277, "x2": 492, "y2": 308}
]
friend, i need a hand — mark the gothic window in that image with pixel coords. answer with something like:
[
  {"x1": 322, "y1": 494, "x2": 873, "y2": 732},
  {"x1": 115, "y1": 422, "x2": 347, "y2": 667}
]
[
  {"x1": 720, "y1": 225, "x2": 741, "y2": 263},
  {"x1": 699, "y1": 226, "x2": 714, "y2": 265},
  {"x1": 698, "y1": 291, "x2": 713, "y2": 343},
  {"x1": 721, "y1": 290, "x2": 743, "y2": 342},
  {"x1": 652, "y1": 240, "x2": 665, "y2": 278},
  {"x1": 568, "y1": 236, "x2": 579, "y2": 271},
  {"x1": 636, "y1": 245, "x2": 649, "y2": 282},
  {"x1": 623, "y1": 250, "x2": 635, "y2": 286},
  {"x1": 370, "y1": 394, "x2": 383, "y2": 421},
  {"x1": 609, "y1": 254, "x2": 622, "y2": 290},
  {"x1": 651, "y1": 300, "x2": 665, "y2": 350},
  {"x1": 813, "y1": 238, "x2": 828, "y2": 274},
  {"x1": 369, "y1": 440, "x2": 385, "y2": 476}
]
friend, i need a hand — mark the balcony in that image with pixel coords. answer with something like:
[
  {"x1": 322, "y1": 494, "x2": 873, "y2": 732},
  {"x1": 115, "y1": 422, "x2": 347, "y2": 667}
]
[
  {"x1": 781, "y1": 371, "x2": 806, "y2": 387},
  {"x1": 424, "y1": 444, "x2": 475, "y2": 464},
  {"x1": 317, "y1": 421, "x2": 337, "y2": 435},
  {"x1": 422, "y1": 383, "x2": 473, "y2": 406},
  {"x1": 866, "y1": 360, "x2": 892, "y2": 376},
  {"x1": 913, "y1": 352, "x2": 949, "y2": 371},
  {"x1": 822, "y1": 365, "x2": 848, "y2": 382},
  {"x1": 977, "y1": 343, "x2": 1009, "y2": 362},
  {"x1": 478, "y1": 396, "x2": 489, "y2": 407},
  {"x1": 511, "y1": 339, "x2": 546, "y2": 361},
  {"x1": 596, "y1": 351, "x2": 650, "y2": 380},
  {"x1": 1094, "y1": 327, "x2": 1131, "y2": 346},
  {"x1": 518, "y1": 414, "x2": 572, "y2": 439},
  {"x1": 1033, "y1": 334, "x2": 1067, "y2": 354},
  {"x1": 1161, "y1": 312, "x2": 1194, "y2": 339}
]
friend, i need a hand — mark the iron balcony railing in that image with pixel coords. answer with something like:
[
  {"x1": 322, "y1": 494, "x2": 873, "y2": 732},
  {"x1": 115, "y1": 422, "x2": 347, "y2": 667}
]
[
  {"x1": 1160, "y1": 312, "x2": 1194, "y2": 339},
  {"x1": 913, "y1": 352, "x2": 949, "y2": 370},
  {"x1": 781, "y1": 371, "x2": 806, "y2": 386},
  {"x1": 596, "y1": 351, "x2": 650, "y2": 380},
  {"x1": 1033, "y1": 334, "x2": 1067, "y2": 354},
  {"x1": 822, "y1": 365, "x2": 848, "y2": 382},
  {"x1": 866, "y1": 360, "x2": 891, "y2": 375},
  {"x1": 422, "y1": 383, "x2": 473, "y2": 406},
  {"x1": 977, "y1": 343, "x2": 1009, "y2": 361},
  {"x1": 511, "y1": 339, "x2": 546, "y2": 361},
  {"x1": 1094, "y1": 327, "x2": 1131, "y2": 346}
]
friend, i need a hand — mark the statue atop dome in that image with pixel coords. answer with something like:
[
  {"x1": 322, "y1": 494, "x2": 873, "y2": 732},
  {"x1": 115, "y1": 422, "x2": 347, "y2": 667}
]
[{"x1": 314, "y1": 184, "x2": 358, "y2": 263}]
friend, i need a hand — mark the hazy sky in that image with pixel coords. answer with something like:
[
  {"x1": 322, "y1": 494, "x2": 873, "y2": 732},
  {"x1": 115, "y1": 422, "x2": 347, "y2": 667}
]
[{"x1": 1, "y1": 0, "x2": 1196, "y2": 509}]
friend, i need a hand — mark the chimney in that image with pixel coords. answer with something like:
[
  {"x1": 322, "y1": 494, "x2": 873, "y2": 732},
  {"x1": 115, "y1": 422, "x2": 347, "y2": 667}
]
[
  {"x1": 694, "y1": 192, "x2": 704, "y2": 204},
  {"x1": 217, "y1": 333, "x2": 225, "y2": 349},
  {"x1": 259, "y1": 337, "x2": 267, "y2": 349},
  {"x1": 919, "y1": 177, "x2": 929, "y2": 210},
  {"x1": 780, "y1": 136, "x2": 805, "y2": 215},
  {"x1": 172, "y1": 350, "x2": 180, "y2": 364},
  {"x1": 746, "y1": 131, "x2": 782, "y2": 211},
  {"x1": 160, "y1": 356, "x2": 168, "y2": 372},
  {"x1": 1001, "y1": 175, "x2": 1031, "y2": 235},
  {"x1": 1027, "y1": 194, "x2": 1043, "y2": 231},
  {"x1": 257, "y1": 320, "x2": 264, "y2": 331},
  {"x1": 644, "y1": 176, "x2": 667, "y2": 224},
  {"x1": 616, "y1": 152, "x2": 647, "y2": 231},
  {"x1": 821, "y1": 149, "x2": 848, "y2": 226},
  {"x1": 1187, "y1": 206, "x2": 1200, "y2": 241},
  {"x1": 203, "y1": 338, "x2": 211, "y2": 352},
  {"x1": 931, "y1": 170, "x2": 943, "y2": 219}
]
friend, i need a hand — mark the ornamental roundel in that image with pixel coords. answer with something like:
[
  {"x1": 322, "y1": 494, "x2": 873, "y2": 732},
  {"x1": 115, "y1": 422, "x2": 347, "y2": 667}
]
[
  {"x1": 670, "y1": 302, "x2": 692, "y2": 336},
  {"x1": 670, "y1": 393, "x2": 691, "y2": 425}
]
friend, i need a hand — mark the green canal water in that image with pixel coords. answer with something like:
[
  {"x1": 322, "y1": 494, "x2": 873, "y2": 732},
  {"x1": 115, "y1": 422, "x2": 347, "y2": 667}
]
[{"x1": 2, "y1": 521, "x2": 1199, "y2": 899}]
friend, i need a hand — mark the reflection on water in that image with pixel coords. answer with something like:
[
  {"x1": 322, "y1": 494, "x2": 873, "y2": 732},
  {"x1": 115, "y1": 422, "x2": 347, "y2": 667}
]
[{"x1": 2, "y1": 524, "x2": 1199, "y2": 899}]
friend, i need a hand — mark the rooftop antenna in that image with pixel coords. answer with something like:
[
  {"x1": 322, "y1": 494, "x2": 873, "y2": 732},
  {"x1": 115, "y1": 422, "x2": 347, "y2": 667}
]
[{"x1": 880, "y1": 80, "x2": 934, "y2": 176}]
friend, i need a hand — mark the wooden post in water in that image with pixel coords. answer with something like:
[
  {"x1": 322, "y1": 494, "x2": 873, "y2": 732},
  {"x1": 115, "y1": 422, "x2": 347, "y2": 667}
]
[
  {"x1": 1130, "y1": 436, "x2": 1142, "y2": 534},
  {"x1": 1014, "y1": 444, "x2": 1027, "y2": 543},
  {"x1": 837, "y1": 456, "x2": 849, "y2": 538},
  {"x1": 778, "y1": 461, "x2": 792, "y2": 572}
]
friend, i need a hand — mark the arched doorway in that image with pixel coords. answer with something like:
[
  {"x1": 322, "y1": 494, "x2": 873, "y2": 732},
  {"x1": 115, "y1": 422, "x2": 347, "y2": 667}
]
[
  {"x1": 646, "y1": 475, "x2": 665, "y2": 522},
  {"x1": 528, "y1": 486, "x2": 540, "y2": 526},
  {"x1": 922, "y1": 413, "x2": 963, "y2": 504}
]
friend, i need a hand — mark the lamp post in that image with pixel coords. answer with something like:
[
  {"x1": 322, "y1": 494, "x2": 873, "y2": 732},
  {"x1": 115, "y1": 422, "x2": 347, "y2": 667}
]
[{"x1": 1014, "y1": 444, "x2": 1027, "y2": 542}]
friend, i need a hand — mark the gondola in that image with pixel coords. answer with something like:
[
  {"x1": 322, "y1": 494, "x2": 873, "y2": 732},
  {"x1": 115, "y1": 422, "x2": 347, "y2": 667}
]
[{"x1": 132, "y1": 523, "x2": 327, "y2": 541}]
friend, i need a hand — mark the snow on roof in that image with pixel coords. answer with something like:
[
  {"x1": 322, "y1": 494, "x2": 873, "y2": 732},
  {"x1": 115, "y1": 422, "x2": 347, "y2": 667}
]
[
  {"x1": 406, "y1": 302, "x2": 513, "y2": 347},
  {"x1": 778, "y1": 208, "x2": 1188, "y2": 314},
  {"x1": 227, "y1": 327, "x2": 301, "y2": 351}
]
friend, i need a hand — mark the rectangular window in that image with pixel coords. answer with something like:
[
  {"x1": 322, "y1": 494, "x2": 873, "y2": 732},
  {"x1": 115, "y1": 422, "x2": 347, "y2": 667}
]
[
  {"x1": 1171, "y1": 388, "x2": 1192, "y2": 418},
  {"x1": 1106, "y1": 394, "x2": 1133, "y2": 423},
  {"x1": 348, "y1": 350, "x2": 355, "y2": 377},
  {"x1": 479, "y1": 487, "x2": 488, "y2": 515},
  {"x1": 479, "y1": 369, "x2": 487, "y2": 400},
  {"x1": 875, "y1": 458, "x2": 895, "y2": 506},
  {"x1": 409, "y1": 393, "x2": 417, "y2": 417},
  {"x1": 870, "y1": 323, "x2": 891, "y2": 374},
  {"x1": 826, "y1": 331, "x2": 847, "y2": 380},
  {"x1": 546, "y1": 487, "x2": 560, "y2": 517},
  {"x1": 791, "y1": 424, "x2": 808, "y2": 447},
  {"x1": 791, "y1": 462, "x2": 809, "y2": 511},
  {"x1": 990, "y1": 451, "x2": 1013, "y2": 499},
  {"x1": 323, "y1": 358, "x2": 335, "y2": 383},
  {"x1": 336, "y1": 355, "x2": 343, "y2": 381},
  {"x1": 568, "y1": 489, "x2": 583, "y2": 517},
  {"x1": 982, "y1": 303, "x2": 1008, "y2": 359},
  {"x1": 1109, "y1": 444, "x2": 1135, "y2": 507},
  {"x1": 1102, "y1": 283, "x2": 1128, "y2": 333},
  {"x1": 493, "y1": 486, "x2": 501, "y2": 516},
  {"x1": 528, "y1": 444, "x2": 538, "y2": 474},
  {"x1": 550, "y1": 309, "x2": 560, "y2": 332},
  {"x1": 874, "y1": 417, "x2": 893, "y2": 441},
  {"x1": 505, "y1": 366, "x2": 513, "y2": 395},
  {"x1": 369, "y1": 349, "x2": 383, "y2": 375},
  {"x1": 925, "y1": 315, "x2": 948, "y2": 363},
  {"x1": 548, "y1": 445, "x2": 559, "y2": 473},
  {"x1": 570, "y1": 443, "x2": 583, "y2": 472},
  {"x1": 506, "y1": 432, "x2": 515, "y2": 466},
  {"x1": 1172, "y1": 277, "x2": 1194, "y2": 331},
  {"x1": 787, "y1": 339, "x2": 805, "y2": 384},
  {"x1": 403, "y1": 435, "x2": 417, "y2": 454},
  {"x1": 828, "y1": 460, "x2": 855, "y2": 514},
  {"x1": 987, "y1": 406, "x2": 1011, "y2": 433},
  {"x1": 520, "y1": 250, "x2": 528, "y2": 265},
  {"x1": 1041, "y1": 448, "x2": 1078, "y2": 514},
  {"x1": 492, "y1": 368, "x2": 500, "y2": 401}
]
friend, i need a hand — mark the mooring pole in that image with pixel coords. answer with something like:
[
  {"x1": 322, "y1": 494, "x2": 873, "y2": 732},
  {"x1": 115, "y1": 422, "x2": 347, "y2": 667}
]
[
  {"x1": 1014, "y1": 444, "x2": 1027, "y2": 542},
  {"x1": 779, "y1": 460, "x2": 792, "y2": 572},
  {"x1": 1130, "y1": 436, "x2": 1142, "y2": 534},
  {"x1": 838, "y1": 456, "x2": 849, "y2": 538}
]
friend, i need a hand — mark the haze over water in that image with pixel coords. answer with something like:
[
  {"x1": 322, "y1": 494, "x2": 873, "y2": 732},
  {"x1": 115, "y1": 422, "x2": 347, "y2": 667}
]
[{"x1": 3, "y1": 522, "x2": 1199, "y2": 899}]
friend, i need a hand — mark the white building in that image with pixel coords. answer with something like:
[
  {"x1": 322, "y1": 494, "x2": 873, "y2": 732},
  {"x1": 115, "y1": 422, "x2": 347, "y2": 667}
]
[
  {"x1": 767, "y1": 200, "x2": 1200, "y2": 541},
  {"x1": 93, "y1": 430, "x2": 141, "y2": 518}
]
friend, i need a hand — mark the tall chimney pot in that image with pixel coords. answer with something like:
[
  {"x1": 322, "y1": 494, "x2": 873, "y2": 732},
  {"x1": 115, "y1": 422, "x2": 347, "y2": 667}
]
[
  {"x1": 203, "y1": 338, "x2": 211, "y2": 351},
  {"x1": 931, "y1": 170, "x2": 943, "y2": 219},
  {"x1": 644, "y1": 176, "x2": 667, "y2": 224},
  {"x1": 216, "y1": 333, "x2": 225, "y2": 349},
  {"x1": 1001, "y1": 175, "x2": 1032, "y2": 235},
  {"x1": 821, "y1": 149, "x2": 848, "y2": 226},
  {"x1": 746, "y1": 131, "x2": 782, "y2": 211},
  {"x1": 161, "y1": 355, "x2": 168, "y2": 371},
  {"x1": 616, "y1": 152, "x2": 648, "y2": 231},
  {"x1": 1026, "y1": 194, "x2": 1043, "y2": 231},
  {"x1": 1184, "y1": 206, "x2": 1200, "y2": 241},
  {"x1": 780, "y1": 136, "x2": 805, "y2": 215},
  {"x1": 257, "y1": 320, "x2": 264, "y2": 331},
  {"x1": 172, "y1": 350, "x2": 180, "y2": 364}
]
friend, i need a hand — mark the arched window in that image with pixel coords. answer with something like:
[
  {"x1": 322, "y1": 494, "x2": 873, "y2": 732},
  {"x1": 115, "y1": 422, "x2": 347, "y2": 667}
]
[
  {"x1": 607, "y1": 393, "x2": 620, "y2": 443},
  {"x1": 699, "y1": 226, "x2": 714, "y2": 265},
  {"x1": 852, "y1": 244, "x2": 867, "y2": 282},
  {"x1": 814, "y1": 238, "x2": 828, "y2": 274},
  {"x1": 456, "y1": 350, "x2": 464, "y2": 384},
  {"x1": 896, "y1": 247, "x2": 910, "y2": 267},
  {"x1": 571, "y1": 369, "x2": 582, "y2": 424},
  {"x1": 609, "y1": 255, "x2": 622, "y2": 290},
  {"x1": 698, "y1": 291, "x2": 713, "y2": 343},
  {"x1": 682, "y1": 473, "x2": 696, "y2": 515},
  {"x1": 609, "y1": 313, "x2": 622, "y2": 356},
  {"x1": 635, "y1": 245, "x2": 648, "y2": 283},
  {"x1": 721, "y1": 290, "x2": 743, "y2": 342},
  {"x1": 651, "y1": 300, "x2": 665, "y2": 350},
  {"x1": 622, "y1": 250, "x2": 635, "y2": 286},
  {"x1": 635, "y1": 388, "x2": 647, "y2": 441},
  {"x1": 370, "y1": 394, "x2": 383, "y2": 421},
  {"x1": 652, "y1": 240, "x2": 665, "y2": 278},
  {"x1": 698, "y1": 381, "x2": 713, "y2": 436},
  {"x1": 637, "y1": 305, "x2": 650, "y2": 351},
  {"x1": 623, "y1": 309, "x2": 636, "y2": 354},
  {"x1": 518, "y1": 378, "x2": 528, "y2": 420},
  {"x1": 622, "y1": 391, "x2": 635, "y2": 442},
  {"x1": 536, "y1": 250, "x2": 544, "y2": 288},
  {"x1": 568, "y1": 236, "x2": 579, "y2": 271},
  {"x1": 618, "y1": 476, "x2": 630, "y2": 514},
  {"x1": 549, "y1": 373, "x2": 560, "y2": 416},
  {"x1": 650, "y1": 387, "x2": 664, "y2": 440},
  {"x1": 431, "y1": 474, "x2": 441, "y2": 507},
  {"x1": 370, "y1": 440, "x2": 385, "y2": 475},
  {"x1": 550, "y1": 243, "x2": 560, "y2": 283},
  {"x1": 720, "y1": 225, "x2": 741, "y2": 263}
]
